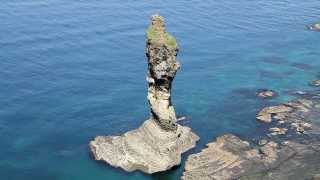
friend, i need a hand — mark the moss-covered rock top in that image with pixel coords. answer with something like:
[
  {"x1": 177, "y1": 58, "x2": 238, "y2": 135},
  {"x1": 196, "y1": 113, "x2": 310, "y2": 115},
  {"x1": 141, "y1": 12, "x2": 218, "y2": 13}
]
[{"x1": 146, "y1": 14, "x2": 177, "y2": 49}]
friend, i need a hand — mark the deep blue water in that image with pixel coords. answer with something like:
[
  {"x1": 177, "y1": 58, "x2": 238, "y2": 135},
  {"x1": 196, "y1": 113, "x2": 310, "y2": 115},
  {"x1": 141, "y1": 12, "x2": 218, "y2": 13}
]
[{"x1": 1, "y1": 1, "x2": 320, "y2": 179}]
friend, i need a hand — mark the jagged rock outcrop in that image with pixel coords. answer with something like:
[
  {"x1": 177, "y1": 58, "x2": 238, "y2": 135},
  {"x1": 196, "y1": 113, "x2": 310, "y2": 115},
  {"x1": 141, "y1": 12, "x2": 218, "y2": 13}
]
[
  {"x1": 182, "y1": 93, "x2": 320, "y2": 180},
  {"x1": 89, "y1": 14, "x2": 199, "y2": 174}
]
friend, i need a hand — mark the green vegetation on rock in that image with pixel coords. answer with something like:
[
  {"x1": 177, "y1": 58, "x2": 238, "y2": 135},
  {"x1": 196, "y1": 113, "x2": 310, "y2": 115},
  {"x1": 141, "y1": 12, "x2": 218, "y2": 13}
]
[{"x1": 146, "y1": 26, "x2": 177, "y2": 49}]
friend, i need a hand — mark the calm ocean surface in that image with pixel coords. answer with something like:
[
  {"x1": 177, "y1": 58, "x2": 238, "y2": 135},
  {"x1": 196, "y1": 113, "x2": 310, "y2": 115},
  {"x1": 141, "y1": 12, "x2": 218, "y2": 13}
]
[{"x1": 0, "y1": 0, "x2": 320, "y2": 179}]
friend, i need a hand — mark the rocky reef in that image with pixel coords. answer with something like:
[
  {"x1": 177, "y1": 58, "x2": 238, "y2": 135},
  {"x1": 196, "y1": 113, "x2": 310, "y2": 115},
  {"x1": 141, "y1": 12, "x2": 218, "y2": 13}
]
[
  {"x1": 182, "y1": 92, "x2": 320, "y2": 180},
  {"x1": 89, "y1": 15, "x2": 199, "y2": 174}
]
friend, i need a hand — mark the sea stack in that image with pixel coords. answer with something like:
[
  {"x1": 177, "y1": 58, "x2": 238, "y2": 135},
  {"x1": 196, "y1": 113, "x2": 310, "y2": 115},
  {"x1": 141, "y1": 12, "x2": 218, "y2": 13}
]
[
  {"x1": 89, "y1": 14, "x2": 199, "y2": 174},
  {"x1": 146, "y1": 14, "x2": 180, "y2": 131}
]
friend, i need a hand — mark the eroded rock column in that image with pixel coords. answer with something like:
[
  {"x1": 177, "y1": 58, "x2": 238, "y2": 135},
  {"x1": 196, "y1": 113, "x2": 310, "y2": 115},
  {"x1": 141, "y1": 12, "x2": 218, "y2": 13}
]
[
  {"x1": 146, "y1": 15, "x2": 180, "y2": 131},
  {"x1": 89, "y1": 14, "x2": 199, "y2": 174}
]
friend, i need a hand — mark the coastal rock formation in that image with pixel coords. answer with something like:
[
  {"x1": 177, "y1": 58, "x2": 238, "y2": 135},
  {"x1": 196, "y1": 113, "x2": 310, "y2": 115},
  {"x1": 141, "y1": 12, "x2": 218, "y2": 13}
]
[
  {"x1": 146, "y1": 15, "x2": 180, "y2": 131},
  {"x1": 256, "y1": 89, "x2": 277, "y2": 99},
  {"x1": 182, "y1": 134, "x2": 320, "y2": 180},
  {"x1": 89, "y1": 15, "x2": 199, "y2": 174},
  {"x1": 182, "y1": 93, "x2": 320, "y2": 180},
  {"x1": 256, "y1": 105, "x2": 292, "y2": 123}
]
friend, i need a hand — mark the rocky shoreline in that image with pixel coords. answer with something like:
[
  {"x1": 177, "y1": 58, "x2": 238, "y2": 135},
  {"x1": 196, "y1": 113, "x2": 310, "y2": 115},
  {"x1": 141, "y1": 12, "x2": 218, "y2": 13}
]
[{"x1": 182, "y1": 91, "x2": 320, "y2": 180}]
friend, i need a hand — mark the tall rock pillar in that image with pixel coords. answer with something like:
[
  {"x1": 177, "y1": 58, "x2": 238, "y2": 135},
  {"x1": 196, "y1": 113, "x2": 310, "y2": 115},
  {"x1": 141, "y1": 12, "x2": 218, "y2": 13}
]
[
  {"x1": 146, "y1": 15, "x2": 180, "y2": 131},
  {"x1": 89, "y1": 14, "x2": 199, "y2": 174}
]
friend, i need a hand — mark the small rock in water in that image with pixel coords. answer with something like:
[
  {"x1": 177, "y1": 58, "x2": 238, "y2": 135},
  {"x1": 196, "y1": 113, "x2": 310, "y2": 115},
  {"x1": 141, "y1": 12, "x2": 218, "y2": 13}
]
[
  {"x1": 308, "y1": 23, "x2": 320, "y2": 31},
  {"x1": 310, "y1": 80, "x2": 320, "y2": 87},
  {"x1": 256, "y1": 105, "x2": 292, "y2": 123},
  {"x1": 291, "y1": 122, "x2": 312, "y2": 134},
  {"x1": 295, "y1": 90, "x2": 307, "y2": 95},
  {"x1": 269, "y1": 127, "x2": 288, "y2": 135},
  {"x1": 256, "y1": 89, "x2": 277, "y2": 99}
]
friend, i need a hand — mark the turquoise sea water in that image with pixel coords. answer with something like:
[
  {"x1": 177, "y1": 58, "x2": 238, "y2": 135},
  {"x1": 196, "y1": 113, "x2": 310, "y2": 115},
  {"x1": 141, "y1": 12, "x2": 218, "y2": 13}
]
[{"x1": 1, "y1": 1, "x2": 320, "y2": 179}]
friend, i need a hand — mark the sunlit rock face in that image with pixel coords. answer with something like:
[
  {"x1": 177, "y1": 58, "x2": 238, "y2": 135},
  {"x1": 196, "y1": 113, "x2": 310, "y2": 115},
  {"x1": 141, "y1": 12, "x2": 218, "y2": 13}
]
[
  {"x1": 146, "y1": 14, "x2": 180, "y2": 131},
  {"x1": 89, "y1": 14, "x2": 199, "y2": 174}
]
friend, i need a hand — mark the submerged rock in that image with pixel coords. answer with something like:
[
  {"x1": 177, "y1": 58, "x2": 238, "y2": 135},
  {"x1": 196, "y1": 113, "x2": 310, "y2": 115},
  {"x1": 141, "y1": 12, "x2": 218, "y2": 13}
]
[
  {"x1": 89, "y1": 14, "x2": 199, "y2": 174},
  {"x1": 256, "y1": 89, "x2": 277, "y2": 99}
]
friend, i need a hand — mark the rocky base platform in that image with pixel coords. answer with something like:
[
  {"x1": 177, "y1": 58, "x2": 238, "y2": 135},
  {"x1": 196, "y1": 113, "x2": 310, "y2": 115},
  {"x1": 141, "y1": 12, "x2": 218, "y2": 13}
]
[
  {"x1": 182, "y1": 93, "x2": 320, "y2": 180},
  {"x1": 90, "y1": 119, "x2": 199, "y2": 174}
]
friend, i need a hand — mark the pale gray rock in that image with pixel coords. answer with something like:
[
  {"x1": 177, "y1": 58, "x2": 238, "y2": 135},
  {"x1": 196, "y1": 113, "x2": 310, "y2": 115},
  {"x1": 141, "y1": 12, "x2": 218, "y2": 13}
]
[
  {"x1": 90, "y1": 119, "x2": 198, "y2": 173},
  {"x1": 89, "y1": 14, "x2": 199, "y2": 174},
  {"x1": 256, "y1": 105, "x2": 292, "y2": 123}
]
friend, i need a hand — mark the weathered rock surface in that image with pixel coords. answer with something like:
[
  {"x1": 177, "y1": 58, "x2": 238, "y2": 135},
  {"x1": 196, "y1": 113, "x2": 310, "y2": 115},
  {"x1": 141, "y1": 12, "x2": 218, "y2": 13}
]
[
  {"x1": 146, "y1": 14, "x2": 180, "y2": 131},
  {"x1": 89, "y1": 14, "x2": 199, "y2": 174},
  {"x1": 256, "y1": 105, "x2": 292, "y2": 123},
  {"x1": 183, "y1": 93, "x2": 320, "y2": 180},
  {"x1": 90, "y1": 119, "x2": 198, "y2": 173},
  {"x1": 256, "y1": 89, "x2": 277, "y2": 99}
]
